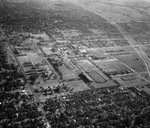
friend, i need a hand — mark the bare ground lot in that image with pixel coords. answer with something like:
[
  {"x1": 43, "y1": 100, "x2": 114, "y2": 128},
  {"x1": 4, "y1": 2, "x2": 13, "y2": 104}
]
[
  {"x1": 114, "y1": 51, "x2": 147, "y2": 73},
  {"x1": 141, "y1": 45, "x2": 150, "y2": 58},
  {"x1": 67, "y1": 80, "x2": 90, "y2": 92},
  {"x1": 114, "y1": 74, "x2": 146, "y2": 87},
  {"x1": 58, "y1": 65, "x2": 79, "y2": 80},
  {"x1": 91, "y1": 80, "x2": 117, "y2": 88},
  {"x1": 93, "y1": 59, "x2": 133, "y2": 74},
  {"x1": 75, "y1": 59, "x2": 98, "y2": 71},
  {"x1": 77, "y1": 0, "x2": 150, "y2": 22}
]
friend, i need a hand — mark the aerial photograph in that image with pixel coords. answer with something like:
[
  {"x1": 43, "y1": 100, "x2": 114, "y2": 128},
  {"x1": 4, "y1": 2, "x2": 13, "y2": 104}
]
[{"x1": 0, "y1": 0, "x2": 150, "y2": 127}]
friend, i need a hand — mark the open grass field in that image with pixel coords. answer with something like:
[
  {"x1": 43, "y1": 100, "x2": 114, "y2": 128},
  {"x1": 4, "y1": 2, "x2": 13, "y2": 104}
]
[
  {"x1": 22, "y1": 38, "x2": 33, "y2": 46},
  {"x1": 41, "y1": 47, "x2": 53, "y2": 56},
  {"x1": 91, "y1": 80, "x2": 117, "y2": 88},
  {"x1": 140, "y1": 45, "x2": 150, "y2": 58},
  {"x1": 114, "y1": 74, "x2": 146, "y2": 87},
  {"x1": 33, "y1": 80, "x2": 59, "y2": 89},
  {"x1": 26, "y1": 52, "x2": 43, "y2": 64},
  {"x1": 75, "y1": 59, "x2": 98, "y2": 71},
  {"x1": 18, "y1": 55, "x2": 32, "y2": 64},
  {"x1": 78, "y1": 0, "x2": 150, "y2": 22},
  {"x1": 58, "y1": 65, "x2": 78, "y2": 80},
  {"x1": 93, "y1": 59, "x2": 132, "y2": 74},
  {"x1": 114, "y1": 51, "x2": 147, "y2": 73},
  {"x1": 119, "y1": 22, "x2": 150, "y2": 45},
  {"x1": 102, "y1": 46, "x2": 135, "y2": 53},
  {"x1": 67, "y1": 80, "x2": 90, "y2": 92}
]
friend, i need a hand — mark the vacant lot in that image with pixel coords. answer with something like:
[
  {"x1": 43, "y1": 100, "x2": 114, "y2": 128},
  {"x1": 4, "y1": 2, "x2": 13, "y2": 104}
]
[
  {"x1": 119, "y1": 22, "x2": 150, "y2": 45},
  {"x1": 141, "y1": 45, "x2": 150, "y2": 58},
  {"x1": 93, "y1": 59, "x2": 132, "y2": 74},
  {"x1": 58, "y1": 65, "x2": 78, "y2": 80},
  {"x1": 67, "y1": 81, "x2": 90, "y2": 92},
  {"x1": 114, "y1": 51, "x2": 147, "y2": 73},
  {"x1": 91, "y1": 80, "x2": 117, "y2": 88},
  {"x1": 114, "y1": 74, "x2": 145, "y2": 87},
  {"x1": 78, "y1": 0, "x2": 150, "y2": 22}
]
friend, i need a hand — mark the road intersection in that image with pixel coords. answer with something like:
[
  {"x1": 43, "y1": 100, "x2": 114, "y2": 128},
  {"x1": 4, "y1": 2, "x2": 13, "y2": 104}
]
[{"x1": 77, "y1": 4, "x2": 150, "y2": 80}]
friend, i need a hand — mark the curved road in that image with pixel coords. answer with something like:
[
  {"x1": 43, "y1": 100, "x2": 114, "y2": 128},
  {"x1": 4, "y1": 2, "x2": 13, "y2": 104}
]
[{"x1": 77, "y1": 3, "x2": 150, "y2": 79}]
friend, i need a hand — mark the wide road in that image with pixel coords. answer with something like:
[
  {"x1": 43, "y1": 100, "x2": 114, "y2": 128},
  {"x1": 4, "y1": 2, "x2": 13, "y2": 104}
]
[
  {"x1": 77, "y1": 4, "x2": 150, "y2": 78},
  {"x1": 135, "y1": 46, "x2": 150, "y2": 77},
  {"x1": 31, "y1": 40, "x2": 60, "y2": 80},
  {"x1": 0, "y1": 27, "x2": 51, "y2": 128}
]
